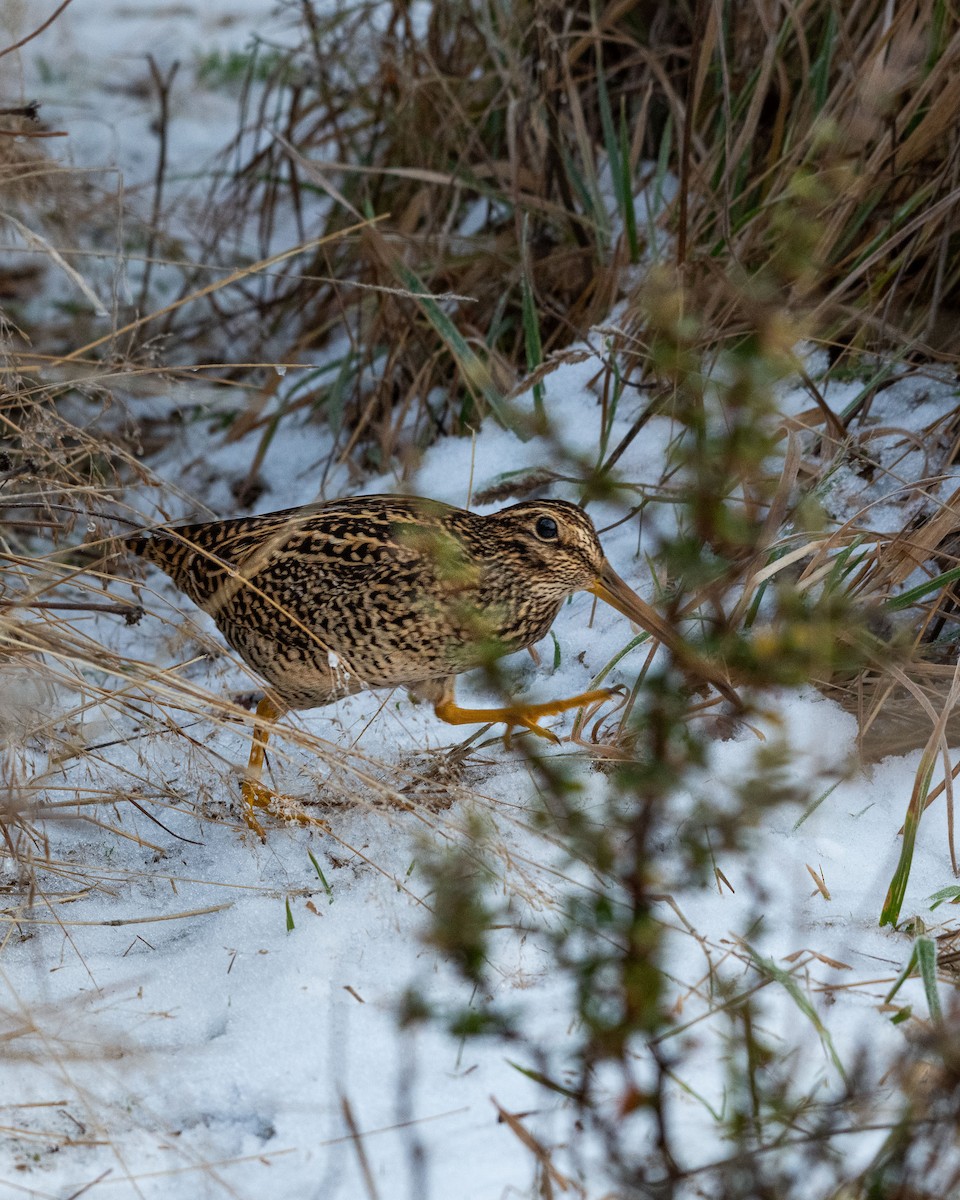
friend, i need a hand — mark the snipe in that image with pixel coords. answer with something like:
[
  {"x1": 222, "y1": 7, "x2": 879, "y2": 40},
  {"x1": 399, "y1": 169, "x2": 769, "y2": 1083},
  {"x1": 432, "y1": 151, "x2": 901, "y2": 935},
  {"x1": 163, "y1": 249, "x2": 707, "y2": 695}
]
[{"x1": 125, "y1": 495, "x2": 723, "y2": 834}]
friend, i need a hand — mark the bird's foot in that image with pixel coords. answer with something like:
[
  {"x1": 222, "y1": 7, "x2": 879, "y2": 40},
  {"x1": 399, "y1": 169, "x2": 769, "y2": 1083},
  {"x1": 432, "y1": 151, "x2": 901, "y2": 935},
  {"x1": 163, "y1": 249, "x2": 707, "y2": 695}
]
[
  {"x1": 435, "y1": 688, "x2": 615, "y2": 744},
  {"x1": 240, "y1": 779, "x2": 330, "y2": 840}
]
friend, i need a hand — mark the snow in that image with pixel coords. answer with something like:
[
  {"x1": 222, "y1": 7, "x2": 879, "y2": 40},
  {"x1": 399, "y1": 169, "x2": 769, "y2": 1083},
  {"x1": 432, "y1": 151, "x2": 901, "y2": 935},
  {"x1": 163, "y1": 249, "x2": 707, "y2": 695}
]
[{"x1": 3, "y1": 3, "x2": 960, "y2": 1198}]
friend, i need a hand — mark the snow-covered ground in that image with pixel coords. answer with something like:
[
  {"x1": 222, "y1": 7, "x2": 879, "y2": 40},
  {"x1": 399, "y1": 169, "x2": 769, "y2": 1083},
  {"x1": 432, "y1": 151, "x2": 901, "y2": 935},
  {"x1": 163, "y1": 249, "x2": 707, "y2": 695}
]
[{"x1": 2, "y1": 4, "x2": 960, "y2": 1199}]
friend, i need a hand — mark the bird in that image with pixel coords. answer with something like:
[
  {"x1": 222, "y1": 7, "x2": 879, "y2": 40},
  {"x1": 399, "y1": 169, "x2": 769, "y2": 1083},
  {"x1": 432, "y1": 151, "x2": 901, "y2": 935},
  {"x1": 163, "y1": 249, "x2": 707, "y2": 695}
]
[{"x1": 124, "y1": 494, "x2": 727, "y2": 834}]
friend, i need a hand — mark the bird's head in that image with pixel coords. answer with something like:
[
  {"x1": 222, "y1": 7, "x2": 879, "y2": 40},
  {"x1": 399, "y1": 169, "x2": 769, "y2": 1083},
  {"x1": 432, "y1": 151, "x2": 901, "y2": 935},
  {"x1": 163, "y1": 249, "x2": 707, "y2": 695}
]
[{"x1": 485, "y1": 499, "x2": 676, "y2": 645}]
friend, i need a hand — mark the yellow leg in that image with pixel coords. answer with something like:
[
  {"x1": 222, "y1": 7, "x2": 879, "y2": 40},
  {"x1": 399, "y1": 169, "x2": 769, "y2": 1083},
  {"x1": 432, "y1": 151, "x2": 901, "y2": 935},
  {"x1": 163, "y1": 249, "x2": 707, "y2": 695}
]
[
  {"x1": 434, "y1": 687, "x2": 614, "y2": 742},
  {"x1": 239, "y1": 696, "x2": 281, "y2": 838},
  {"x1": 240, "y1": 696, "x2": 328, "y2": 838}
]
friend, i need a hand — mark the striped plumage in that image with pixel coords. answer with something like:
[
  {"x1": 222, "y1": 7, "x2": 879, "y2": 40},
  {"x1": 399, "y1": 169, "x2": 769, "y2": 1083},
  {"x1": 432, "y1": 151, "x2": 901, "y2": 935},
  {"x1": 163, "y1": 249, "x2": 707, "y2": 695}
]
[
  {"x1": 126, "y1": 496, "x2": 623, "y2": 709},
  {"x1": 125, "y1": 493, "x2": 700, "y2": 834}
]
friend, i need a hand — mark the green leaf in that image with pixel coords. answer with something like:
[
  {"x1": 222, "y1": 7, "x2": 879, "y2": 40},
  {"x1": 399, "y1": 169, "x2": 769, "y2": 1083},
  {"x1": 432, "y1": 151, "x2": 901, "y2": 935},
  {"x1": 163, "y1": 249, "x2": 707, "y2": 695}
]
[
  {"x1": 929, "y1": 885, "x2": 960, "y2": 910},
  {"x1": 308, "y1": 849, "x2": 333, "y2": 902}
]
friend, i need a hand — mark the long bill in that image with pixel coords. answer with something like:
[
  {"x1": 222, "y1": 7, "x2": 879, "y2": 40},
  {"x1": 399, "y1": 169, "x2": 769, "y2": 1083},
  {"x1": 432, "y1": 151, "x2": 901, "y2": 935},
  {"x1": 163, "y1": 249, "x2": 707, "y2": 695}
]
[{"x1": 588, "y1": 560, "x2": 741, "y2": 708}]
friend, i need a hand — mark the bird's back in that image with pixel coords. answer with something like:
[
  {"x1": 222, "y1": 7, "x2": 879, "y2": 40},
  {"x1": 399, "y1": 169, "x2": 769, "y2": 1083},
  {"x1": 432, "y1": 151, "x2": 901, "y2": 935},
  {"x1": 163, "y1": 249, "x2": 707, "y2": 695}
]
[{"x1": 124, "y1": 496, "x2": 525, "y2": 708}]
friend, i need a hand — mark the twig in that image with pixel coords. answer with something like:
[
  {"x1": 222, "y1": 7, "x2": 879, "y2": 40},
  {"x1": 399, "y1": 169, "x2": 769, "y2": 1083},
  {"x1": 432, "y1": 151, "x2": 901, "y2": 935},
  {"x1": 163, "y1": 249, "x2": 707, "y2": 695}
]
[
  {"x1": 341, "y1": 1096, "x2": 381, "y2": 1200},
  {"x1": 0, "y1": 599, "x2": 144, "y2": 623},
  {"x1": 678, "y1": 0, "x2": 709, "y2": 267},
  {"x1": 0, "y1": 128, "x2": 67, "y2": 139},
  {"x1": 64, "y1": 1169, "x2": 113, "y2": 1200},
  {"x1": 59, "y1": 216, "x2": 383, "y2": 363},
  {"x1": 0, "y1": 903, "x2": 233, "y2": 926},
  {"x1": 0, "y1": 0, "x2": 77, "y2": 60},
  {"x1": 124, "y1": 796, "x2": 204, "y2": 846},
  {"x1": 0, "y1": 102, "x2": 40, "y2": 119},
  {"x1": 137, "y1": 56, "x2": 180, "y2": 318}
]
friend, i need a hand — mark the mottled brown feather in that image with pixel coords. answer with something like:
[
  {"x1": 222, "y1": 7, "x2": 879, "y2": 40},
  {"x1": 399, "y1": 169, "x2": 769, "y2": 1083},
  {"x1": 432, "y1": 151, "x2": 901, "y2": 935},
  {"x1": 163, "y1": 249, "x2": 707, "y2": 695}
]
[{"x1": 125, "y1": 495, "x2": 610, "y2": 711}]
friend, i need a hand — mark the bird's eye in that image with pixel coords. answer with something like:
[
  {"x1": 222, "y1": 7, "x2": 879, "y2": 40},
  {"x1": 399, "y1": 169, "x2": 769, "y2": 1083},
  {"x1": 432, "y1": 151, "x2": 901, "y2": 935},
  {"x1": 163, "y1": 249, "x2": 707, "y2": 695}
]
[{"x1": 535, "y1": 516, "x2": 559, "y2": 540}]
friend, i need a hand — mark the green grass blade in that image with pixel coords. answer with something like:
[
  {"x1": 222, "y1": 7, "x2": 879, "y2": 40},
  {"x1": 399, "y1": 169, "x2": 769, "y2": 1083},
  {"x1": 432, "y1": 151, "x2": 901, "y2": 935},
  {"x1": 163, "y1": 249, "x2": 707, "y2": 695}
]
[
  {"x1": 649, "y1": 112, "x2": 673, "y2": 253},
  {"x1": 885, "y1": 937, "x2": 942, "y2": 1022},
  {"x1": 792, "y1": 781, "x2": 841, "y2": 830},
  {"x1": 588, "y1": 632, "x2": 654, "y2": 690},
  {"x1": 885, "y1": 565, "x2": 960, "y2": 611},
  {"x1": 885, "y1": 942, "x2": 917, "y2": 1004},
  {"x1": 810, "y1": 6, "x2": 837, "y2": 110},
  {"x1": 746, "y1": 948, "x2": 848, "y2": 1083},
  {"x1": 507, "y1": 1058, "x2": 581, "y2": 1099},
  {"x1": 880, "y1": 746, "x2": 937, "y2": 926},
  {"x1": 389, "y1": 259, "x2": 527, "y2": 438},
  {"x1": 308, "y1": 849, "x2": 334, "y2": 901},
  {"x1": 619, "y1": 99, "x2": 639, "y2": 262},
  {"x1": 592, "y1": 3, "x2": 621, "y2": 228},
  {"x1": 916, "y1": 935, "x2": 942, "y2": 1021},
  {"x1": 928, "y1": 885, "x2": 960, "y2": 910},
  {"x1": 520, "y1": 214, "x2": 545, "y2": 421}
]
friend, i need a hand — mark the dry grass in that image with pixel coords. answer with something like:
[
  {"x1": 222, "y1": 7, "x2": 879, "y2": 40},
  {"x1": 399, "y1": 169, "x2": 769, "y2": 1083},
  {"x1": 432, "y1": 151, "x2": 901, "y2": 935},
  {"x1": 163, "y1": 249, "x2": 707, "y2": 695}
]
[
  {"x1": 5, "y1": 0, "x2": 960, "y2": 1194},
  {"x1": 138, "y1": 0, "x2": 960, "y2": 473}
]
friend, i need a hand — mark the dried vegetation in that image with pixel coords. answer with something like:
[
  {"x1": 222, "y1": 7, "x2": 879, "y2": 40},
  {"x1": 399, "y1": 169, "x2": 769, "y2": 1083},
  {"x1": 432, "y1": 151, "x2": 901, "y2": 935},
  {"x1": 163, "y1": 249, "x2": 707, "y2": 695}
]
[{"x1": 4, "y1": 0, "x2": 960, "y2": 1194}]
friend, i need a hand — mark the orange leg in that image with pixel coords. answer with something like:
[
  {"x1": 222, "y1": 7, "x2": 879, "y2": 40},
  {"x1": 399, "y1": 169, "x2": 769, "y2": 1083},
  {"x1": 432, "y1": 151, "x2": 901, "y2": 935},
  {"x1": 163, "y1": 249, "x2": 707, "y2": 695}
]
[
  {"x1": 240, "y1": 696, "x2": 328, "y2": 838},
  {"x1": 434, "y1": 687, "x2": 614, "y2": 742},
  {"x1": 239, "y1": 696, "x2": 281, "y2": 838}
]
